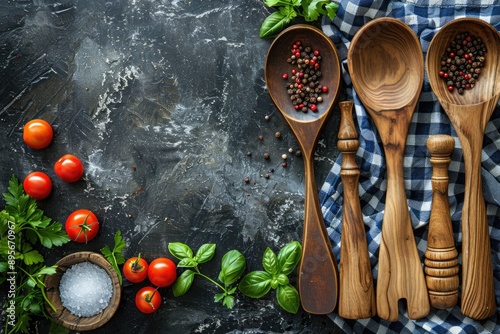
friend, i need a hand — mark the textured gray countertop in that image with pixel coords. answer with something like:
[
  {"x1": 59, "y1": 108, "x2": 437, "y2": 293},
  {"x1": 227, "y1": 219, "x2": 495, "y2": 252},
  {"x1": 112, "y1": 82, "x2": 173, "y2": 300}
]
[{"x1": 0, "y1": 1, "x2": 342, "y2": 333}]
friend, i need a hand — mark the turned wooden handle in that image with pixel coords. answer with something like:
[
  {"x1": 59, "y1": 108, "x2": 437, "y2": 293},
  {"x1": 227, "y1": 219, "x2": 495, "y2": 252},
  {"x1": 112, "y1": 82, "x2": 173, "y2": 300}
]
[
  {"x1": 337, "y1": 101, "x2": 376, "y2": 319},
  {"x1": 424, "y1": 135, "x2": 459, "y2": 309}
]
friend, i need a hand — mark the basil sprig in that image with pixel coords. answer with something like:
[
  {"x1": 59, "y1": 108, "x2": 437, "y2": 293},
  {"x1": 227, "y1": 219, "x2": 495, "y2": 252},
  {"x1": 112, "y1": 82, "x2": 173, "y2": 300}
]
[
  {"x1": 260, "y1": 0, "x2": 339, "y2": 39},
  {"x1": 238, "y1": 241, "x2": 302, "y2": 314},
  {"x1": 168, "y1": 242, "x2": 246, "y2": 309}
]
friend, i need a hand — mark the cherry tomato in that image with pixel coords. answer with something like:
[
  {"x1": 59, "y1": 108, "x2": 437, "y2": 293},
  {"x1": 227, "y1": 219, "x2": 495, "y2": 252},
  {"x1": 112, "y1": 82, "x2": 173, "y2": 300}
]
[
  {"x1": 54, "y1": 154, "x2": 84, "y2": 182},
  {"x1": 123, "y1": 254, "x2": 149, "y2": 283},
  {"x1": 135, "y1": 286, "x2": 161, "y2": 314},
  {"x1": 148, "y1": 258, "x2": 177, "y2": 287},
  {"x1": 23, "y1": 172, "x2": 52, "y2": 200},
  {"x1": 65, "y1": 209, "x2": 99, "y2": 243},
  {"x1": 23, "y1": 119, "x2": 54, "y2": 149}
]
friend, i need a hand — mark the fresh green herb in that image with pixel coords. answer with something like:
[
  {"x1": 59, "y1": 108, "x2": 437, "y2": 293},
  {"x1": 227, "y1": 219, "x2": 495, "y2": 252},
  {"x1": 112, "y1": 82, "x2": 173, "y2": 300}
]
[
  {"x1": 100, "y1": 230, "x2": 126, "y2": 285},
  {"x1": 260, "y1": 0, "x2": 338, "y2": 38},
  {"x1": 238, "y1": 241, "x2": 302, "y2": 313},
  {"x1": 0, "y1": 175, "x2": 70, "y2": 334},
  {"x1": 168, "y1": 242, "x2": 246, "y2": 309}
]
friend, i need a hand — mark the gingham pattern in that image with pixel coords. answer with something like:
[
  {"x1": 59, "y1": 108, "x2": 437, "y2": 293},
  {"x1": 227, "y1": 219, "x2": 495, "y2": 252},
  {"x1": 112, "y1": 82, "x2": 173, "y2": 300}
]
[{"x1": 319, "y1": 1, "x2": 500, "y2": 332}]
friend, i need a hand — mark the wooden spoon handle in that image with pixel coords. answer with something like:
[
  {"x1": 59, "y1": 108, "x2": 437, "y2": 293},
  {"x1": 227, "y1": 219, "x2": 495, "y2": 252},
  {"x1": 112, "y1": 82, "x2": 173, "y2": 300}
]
[
  {"x1": 424, "y1": 135, "x2": 459, "y2": 309},
  {"x1": 298, "y1": 148, "x2": 339, "y2": 314},
  {"x1": 337, "y1": 101, "x2": 376, "y2": 319},
  {"x1": 376, "y1": 150, "x2": 430, "y2": 321},
  {"x1": 459, "y1": 134, "x2": 496, "y2": 319}
]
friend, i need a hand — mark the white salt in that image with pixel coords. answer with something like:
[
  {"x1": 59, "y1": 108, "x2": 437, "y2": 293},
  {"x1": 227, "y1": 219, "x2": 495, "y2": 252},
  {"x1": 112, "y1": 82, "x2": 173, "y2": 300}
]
[{"x1": 59, "y1": 261, "x2": 113, "y2": 317}]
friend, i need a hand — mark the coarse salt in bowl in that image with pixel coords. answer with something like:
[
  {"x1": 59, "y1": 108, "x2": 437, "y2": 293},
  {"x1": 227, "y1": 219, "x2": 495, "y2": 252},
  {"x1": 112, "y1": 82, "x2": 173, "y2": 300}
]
[{"x1": 44, "y1": 251, "x2": 121, "y2": 331}]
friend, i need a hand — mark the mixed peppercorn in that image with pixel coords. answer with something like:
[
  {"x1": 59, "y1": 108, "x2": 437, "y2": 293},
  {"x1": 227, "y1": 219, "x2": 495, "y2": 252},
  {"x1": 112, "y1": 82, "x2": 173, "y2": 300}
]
[
  {"x1": 439, "y1": 32, "x2": 487, "y2": 94},
  {"x1": 284, "y1": 41, "x2": 327, "y2": 112}
]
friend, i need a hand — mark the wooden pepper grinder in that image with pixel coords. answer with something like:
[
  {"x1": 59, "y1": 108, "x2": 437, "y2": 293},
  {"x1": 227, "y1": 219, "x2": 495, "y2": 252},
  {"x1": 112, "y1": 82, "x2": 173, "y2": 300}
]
[
  {"x1": 337, "y1": 101, "x2": 376, "y2": 319},
  {"x1": 424, "y1": 134, "x2": 459, "y2": 309}
]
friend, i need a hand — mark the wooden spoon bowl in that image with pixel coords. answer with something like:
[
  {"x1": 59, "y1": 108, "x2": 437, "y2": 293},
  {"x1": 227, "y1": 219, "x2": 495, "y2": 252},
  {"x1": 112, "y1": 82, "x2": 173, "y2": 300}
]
[
  {"x1": 348, "y1": 17, "x2": 429, "y2": 321},
  {"x1": 265, "y1": 24, "x2": 342, "y2": 314},
  {"x1": 426, "y1": 18, "x2": 500, "y2": 319}
]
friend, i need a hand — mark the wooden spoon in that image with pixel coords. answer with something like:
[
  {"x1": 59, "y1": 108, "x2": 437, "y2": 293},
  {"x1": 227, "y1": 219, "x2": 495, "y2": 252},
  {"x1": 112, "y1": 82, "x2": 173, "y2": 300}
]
[
  {"x1": 348, "y1": 18, "x2": 430, "y2": 321},
  {"x1": 265, "y1": 24, "x2": 342, "y2": 314},
  {"x1": 426, "y1": 18, "x2": 500, "y2": 320}
]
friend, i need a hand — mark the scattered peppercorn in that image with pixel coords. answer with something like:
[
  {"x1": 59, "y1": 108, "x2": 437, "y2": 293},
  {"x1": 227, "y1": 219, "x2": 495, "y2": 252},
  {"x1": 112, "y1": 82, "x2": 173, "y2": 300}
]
[
  {"x1": 264, "y1": 173, "x2": 270, "y2": 179},
  {"x1": 281, "y1": 154, "x2": 287, "y2": 160},
  {"x1": 438, "y1": 32, "x2": 486, "y2": 94},
  {"x1": 246, "y1": 151, "x2": 252, "y2": 157},
  {"x1": 285, "y1": 40, "x2": 328, "y2": 113},
  {"x1": 263, "y1": 152, "x2": 270, "y2": 160},
  {"x1": 244, "y1": 177, "x2": 250, "y2": 183},
  {"x1": 288, "y1": 148, "x2": 294, "y2": 153},
  {"x1": 275, "y1": 131, "x2": 281, "y2": 138},
  {"x1": 265, "y1": 115, "x2": 270, "y2": 121},
  {"x1": 258, "y1": 135, "x2": 264, "y2": 141},
  {"x1": 295, "y1": 150, "x2": 302, "y2": 157},
  {"x1": 282, "y1": 162, "x2": 287, "y2": 168}
]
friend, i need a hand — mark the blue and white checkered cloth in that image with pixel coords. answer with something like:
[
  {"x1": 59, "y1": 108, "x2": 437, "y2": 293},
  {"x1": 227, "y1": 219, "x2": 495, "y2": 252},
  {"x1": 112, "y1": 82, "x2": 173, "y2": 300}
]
[{"x1": 319, "y1": 1, "x2": 500, "y2": 333}]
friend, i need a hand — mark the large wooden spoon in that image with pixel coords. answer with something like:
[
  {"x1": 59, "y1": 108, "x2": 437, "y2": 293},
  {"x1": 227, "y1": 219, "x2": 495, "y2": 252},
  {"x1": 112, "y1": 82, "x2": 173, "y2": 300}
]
[
  {"x1": 348, "y1": 18, "x2": 430, "y2": 321},
  {"x1": 265, "y1": 24, "x2": 342, "y2": 314},
  {"x1": 426, "y1": 18, "x2": 500, "y2": 320}
]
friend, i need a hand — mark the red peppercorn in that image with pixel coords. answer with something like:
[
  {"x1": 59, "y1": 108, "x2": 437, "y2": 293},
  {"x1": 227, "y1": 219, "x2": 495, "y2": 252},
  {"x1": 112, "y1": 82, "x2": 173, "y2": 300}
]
[
  {"x1": 309, "y1": 59, "x2": 316, "y2": 66},
  {"x1": 322, "y1": 86, "x2": 328, "y2": 93},
  {"x1": 295, "y1": 78, "x2": 300, "y2": 83},
  {"x1": 444, "y1": 73, "x2": 449, "y2": 78},
  {"x1": 439, "y1": 71, "x2": 444, "y2": 77},
  {"x1": 313, "y1": 50, "x2": 319, "y2": 56},
  {"x1": 294, "y1": 105, "x2": 300, "y2": 111},
  {"x1": 298, "y1": 84, "x2": 303, "y2": 89},
  {"x1": 448, "y1": 86, "x2": 454, "y2": 91},
  {"x1": 282, "y1": 73, "x2": 288, "y2": 80},
  {"x1": 291, "y1": 69, "x2": 296, "y2": 75},
  {"x1": 310, "y1": 104, "x2": 317, "y2": 112},
  {"x1": 314, "y1": 63, "x2": 320, "y2": 69},
  {"x1": 282, "y1": 162, "x2": 287, "y2": 168},
  {"x1": 464, "y1": 54, "x2": 470, "y2": 59},
  {"x1": 296, "y1": 41, "x2": 301, "y2": 46},
  {"x1": 298, "y1": 72, "x2": 304, "y2": 78},
  {"x1": 295, "y1": 52, "x2": 300, "y2": 58}
]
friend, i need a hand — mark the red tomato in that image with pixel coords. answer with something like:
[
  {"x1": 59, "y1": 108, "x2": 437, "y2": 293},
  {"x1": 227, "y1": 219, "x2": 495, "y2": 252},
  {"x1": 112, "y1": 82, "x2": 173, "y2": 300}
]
[
  {"x1": 65, "y1": 209, "x2": 99, "y2": 243},
  {"x1": 54, "y1": 154, "x2": 84, "y2": 182},
  {"x1": 23, "y1": 119, "x2": 54, "y2": 149},
  {"x1": 123, "y1": 254, "x2": 149, "y2": 283},
  {"x1": 148, "y1": 258, "x2": 177, "y2": 287},
  {"x1": 23, "y1": 172, "x2": 52, "y2": 200},
  {"x1": 135, "y1": 286, "x2": 161, "y2": 314}
]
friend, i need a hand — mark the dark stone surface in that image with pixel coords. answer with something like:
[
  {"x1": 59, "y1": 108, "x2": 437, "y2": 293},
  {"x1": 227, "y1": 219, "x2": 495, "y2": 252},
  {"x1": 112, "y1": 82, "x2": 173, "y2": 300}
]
[{"x1": 0, "y1": 0, "x2": 342, "y2": 333}]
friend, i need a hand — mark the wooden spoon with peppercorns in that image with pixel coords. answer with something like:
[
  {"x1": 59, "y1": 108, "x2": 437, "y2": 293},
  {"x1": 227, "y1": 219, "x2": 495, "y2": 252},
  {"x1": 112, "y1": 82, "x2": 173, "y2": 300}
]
[
  {"x1": 265, "y1": 24, "x2": 341, "y2": 314},
  {"x1": 348, "y1": 18, "x2": 430, "y2": 321},
  {"x1": 427, "y1": 18, "x2": 500, "y2": 320}
]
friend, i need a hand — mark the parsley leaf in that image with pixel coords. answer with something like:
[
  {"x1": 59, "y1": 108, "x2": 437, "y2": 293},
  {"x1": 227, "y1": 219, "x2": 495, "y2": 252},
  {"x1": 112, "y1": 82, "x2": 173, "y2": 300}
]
[{"x1": 100, "y1": 230, "x2": 126, "y2": 285}]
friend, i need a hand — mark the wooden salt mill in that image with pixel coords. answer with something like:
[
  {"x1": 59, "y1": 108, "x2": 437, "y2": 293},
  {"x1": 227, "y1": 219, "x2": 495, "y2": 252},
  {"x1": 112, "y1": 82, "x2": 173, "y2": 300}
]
[
  {"x1": 424, "y1": 134, "x2": 459, "y2": 309},
  {"x1": 337, "y1": 101, "x2": 376, "y2": 319}
]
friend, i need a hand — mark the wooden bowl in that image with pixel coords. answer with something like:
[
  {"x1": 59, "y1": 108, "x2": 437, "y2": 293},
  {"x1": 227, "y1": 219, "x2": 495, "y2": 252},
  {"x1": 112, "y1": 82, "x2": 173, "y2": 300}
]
[{"x1": 44, "y1": 251, "x2": 122, "y2": 331}]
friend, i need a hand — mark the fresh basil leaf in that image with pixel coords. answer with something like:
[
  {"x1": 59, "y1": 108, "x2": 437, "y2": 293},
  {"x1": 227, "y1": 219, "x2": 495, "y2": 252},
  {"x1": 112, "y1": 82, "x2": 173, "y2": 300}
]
[
  {"x1": 168, "y1": 242, "x2": 194, "y2": 260},
  {"x1": 276, "y1": 284, "x2": 300, "y2": 314},
  {"x1": 177, "y1": 258, "x2": 198, "y2": 268},
  {"x1": 195, "y1": 243, "x2": 216, "y2": 264},
  {"x1": 262, "y1": 247, "x2": 278, "y2": 275},
  {"x1": 222, "y1": 295, "x2": 235, "y2": 309},
  {"x1": 0, "y1": 261, "x2": 7, "y2": 273},
  {"x1": 277, "y1": 273, "x2": 289, "y2": 286},
  {"x1": 214, "y1": 292, "x2": 224, "y2": 302},
  {"x1": 238, "y1": 271, "x2": 272, "y2": 298},
  {"x1": 277, "y1": 241, "x2": 302, "y2": 275},
  {"x1": 279, "y1": 4, "x2": 299, "y2": 19},
  {"x1": 259, "y1": 11, "x2": 292, "y2": 39},
  {"x1": 218, "y1": 250, "x2": 246, "y2": 285},
  {"x1": 264, "y1": 0, "x2": 291, "y2": 6},
  {"x1": 173, "y1": 269, "x2": 195, "y2": 297}
]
